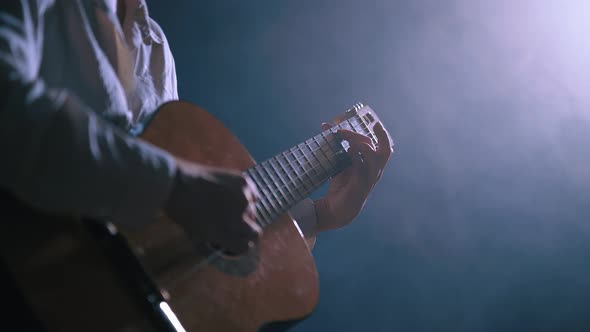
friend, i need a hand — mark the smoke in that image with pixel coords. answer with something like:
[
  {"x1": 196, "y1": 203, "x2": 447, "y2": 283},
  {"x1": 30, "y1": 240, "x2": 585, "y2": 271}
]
[
  {"x1": 305, "y1": 1, "x2": 590, "y2": 330},
  {"x1": 385, "y1": 0, "x2": 590, "y2": 242},
  {"x1": 359, "y1": 1, "x2": 590, "y2": 330},
  {"x1": 149, "y1": 0, "x2": 590, "y2": 330}
]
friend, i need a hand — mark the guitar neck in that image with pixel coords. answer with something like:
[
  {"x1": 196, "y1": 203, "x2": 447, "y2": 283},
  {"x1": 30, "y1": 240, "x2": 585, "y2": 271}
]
[{"x1": 245, "y1": 109, "x2": 377, "y2": 227}]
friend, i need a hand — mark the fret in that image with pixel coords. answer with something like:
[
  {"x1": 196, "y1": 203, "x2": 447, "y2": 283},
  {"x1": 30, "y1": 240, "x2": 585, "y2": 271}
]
[
  {"x1": 296, "y1": 143, "x2": 320, "y2": 187},
  {"x1": 253, "y1": 194, "x2": 275, "y2": 226},
  {"x1": 279, "y1": 152, "x2": 307, "y2": 199},
  {"x1": 238, "y1": 102, "x2": 389, "y2": 231},
  {"x1": 354, "y1": 115, "x2": 378, "y2": 145},
  {"x1": 307, "y1": 138, "x2": 319, "y2": 150},
  {"x1": 309, "y1": 137, "x2": 332, "y2": 178},
  {"x1": 338, "y1": 120, "x2": 353, "y2": 132},
  {"x1": 331, "y1": 116, "x2": 376, "y2": 153},
  {"x1": 259, "y1": 162, "x2": 289, "y2": 210},
  {"x1": 348, "y1": 116, "x2": 374, "y2": 141},
  {"x1": 250, "y1": 166, "x2": 282, "y2": 215},
  {"x1": 271, "y1": 156, "x2": 293, "y2": 185},
  {"x1": 303, "y1": 139, "x2": 325, "y2": 177},
  {"x1": 268, "y1": 157, "x2": 297, "y2": 205},
  {"x1": 288, "y1": 147, "x2": 315, "y2": 193},
  {"x1": 281, "y1": 155, "x2": 306, "y2": 199},
  {"x1": 319, "y1": 132, "x2": 346, "y2": 176},
  {"x1": 307, "y1": 139, "x2": 329, "y2": 178},
  {"x1": 346, "y1": 118, "x2": 359, "y2": 133},
  {"x1": 313, "y1": 135, "x2": 336, "y2": 170},
  {"x1": 300, "y1": 142, "x2": 323, "y2": 185},
  {"x1": 348, "y1": 117, "x2": 366, "y2": 135},
  {"x1": 247, "y1": 168, "x2": 278, "y2": 220},
  {"x1": 352, "y1": 115, "x2": 368, "y2": 132},
  {"x1": 320, "y1": 131, "x2": 342, "y2": 157},
  {"x1": 254, "y1": 206, "x2": 270, "y2": 227},
  {"x1": 243, "y1": 113, "x2": 370, "y2": 228}
]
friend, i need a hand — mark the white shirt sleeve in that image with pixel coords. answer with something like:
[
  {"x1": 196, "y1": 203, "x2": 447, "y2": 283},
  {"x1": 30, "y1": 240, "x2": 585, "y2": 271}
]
[{"x1": 0, "y1": 0, "x2": 177, "y2": 227}]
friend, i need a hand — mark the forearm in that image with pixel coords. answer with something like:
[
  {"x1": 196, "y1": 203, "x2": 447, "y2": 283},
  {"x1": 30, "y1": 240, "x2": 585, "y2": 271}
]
[
  {"x1": 0, "y1": 79, "x2": 177, "y2": 227},
  {"x1": 0, "y1": 1, "x2": 177, "y2": 227}
]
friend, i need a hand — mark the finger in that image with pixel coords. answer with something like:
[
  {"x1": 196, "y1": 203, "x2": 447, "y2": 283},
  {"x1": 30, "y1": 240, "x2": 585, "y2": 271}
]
[
  {"x1": 243, "y1": 175, "x2": 259, "y2": 202},
  {"x1": 247, "y1": 200, "x2": 257, "y2": 219},
  {"x1": 348, "y1": 134, "x2": 375, "y2": 157},
  {"x1": 337, "y1": 129, "x2": 374, "y2": 148},
  {"x1": 244, "y1": 203, "x2": 261, "y2": 231},
  {"x1": 373, "y1": 122, "x2": 393, "y2": 163},
  {"x1": 322, "y1": 122, "x2": 335, "y2": 131},
  {"x1": 357, "y1": 142, "x2": 379, "y2": 179},
  {"x1": 346, "y1": 142, "x2": 368, "y2": 176},
  {"x1": 357, "y1": 140, "x2": 386, "y2": 182}
]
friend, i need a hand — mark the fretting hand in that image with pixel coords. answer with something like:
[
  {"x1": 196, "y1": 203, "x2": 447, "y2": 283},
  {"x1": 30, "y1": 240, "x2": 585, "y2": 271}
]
[{"x1": 314, "y1": 121, "x2": 392, "y2": 233}]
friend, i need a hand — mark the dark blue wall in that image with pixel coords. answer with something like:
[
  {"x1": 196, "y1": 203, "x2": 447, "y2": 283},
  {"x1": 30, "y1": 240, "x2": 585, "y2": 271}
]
[{"x1": 148, "y1": 1, "x2": 590, "y2": 331}]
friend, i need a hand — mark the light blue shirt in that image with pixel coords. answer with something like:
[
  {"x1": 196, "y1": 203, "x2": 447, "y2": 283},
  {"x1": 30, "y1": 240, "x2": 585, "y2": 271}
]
[{"x1": 0, "y1": 0, "x2": 317, "y2": 238}]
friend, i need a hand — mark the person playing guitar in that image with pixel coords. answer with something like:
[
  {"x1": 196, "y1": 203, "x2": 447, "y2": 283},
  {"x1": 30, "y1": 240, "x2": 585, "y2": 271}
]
[{"x1": 0, "y1": 1, "x2": 392, "y2": 331}]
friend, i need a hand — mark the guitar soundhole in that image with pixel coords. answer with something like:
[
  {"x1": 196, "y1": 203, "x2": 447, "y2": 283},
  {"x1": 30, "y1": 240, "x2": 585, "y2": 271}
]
[
  {"x1": 197, "y1": 243, "x2": 261, "y2": 277},
  {"x1": 206, "y1": 243, "x2": 241, "y2": 258}
]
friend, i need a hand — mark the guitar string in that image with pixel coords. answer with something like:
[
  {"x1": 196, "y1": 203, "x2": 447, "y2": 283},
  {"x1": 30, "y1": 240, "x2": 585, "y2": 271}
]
[
  {"x1": 159, "y1": 115, "x2": 377, "y2": 292},
  {"x1": 248, "y1": 116, "x2": 373, "y2": 227},
  {"x1": 248, "y1": 118, "x2": 375, "y2": 225},
  {"x1": 248, "y1": 119, "x2": 375, "y2": 226},
  {"x1": 228, "y1": 116, "x2": 377, "y2": 237},
  {"x1": 248, "y1": 116, "x2": 373, "y2": 198},
  {"x1": 250, "y1": 114, "x2": 378, "y2": 227},
  {"x1": 256, "y1": 115, "x2": 371, "y2": 167}
]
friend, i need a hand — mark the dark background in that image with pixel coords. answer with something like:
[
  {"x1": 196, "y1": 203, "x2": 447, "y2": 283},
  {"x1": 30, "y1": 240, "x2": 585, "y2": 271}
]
[{"x1": 148, "y1": 1, "x2": 590, "y2": 331}]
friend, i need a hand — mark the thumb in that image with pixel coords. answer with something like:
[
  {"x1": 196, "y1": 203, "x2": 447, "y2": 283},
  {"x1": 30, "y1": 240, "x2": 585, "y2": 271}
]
[{"x1": 322, "y1": 122, "x2": 335, "y2": 131}]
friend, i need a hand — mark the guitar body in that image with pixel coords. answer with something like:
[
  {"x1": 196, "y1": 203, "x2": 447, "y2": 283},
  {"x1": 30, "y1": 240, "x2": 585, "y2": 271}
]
[
  {"x1": 133, "y1": 101, "x2": 320, "y2": 331},
  {"x1": 0, "y1": 101, "x2": 319, "y2": 332}
]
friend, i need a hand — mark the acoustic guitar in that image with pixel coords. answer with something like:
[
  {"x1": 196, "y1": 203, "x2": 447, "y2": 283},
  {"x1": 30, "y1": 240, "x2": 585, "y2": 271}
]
[{"x1": 0, "y1": 101, "x2": 391, "y2": 332}]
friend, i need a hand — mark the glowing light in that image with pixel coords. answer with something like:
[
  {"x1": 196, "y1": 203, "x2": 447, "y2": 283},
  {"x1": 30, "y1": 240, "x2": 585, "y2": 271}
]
[{"x1": 159, "y1": 302, "x2": 186, "y2": 332}]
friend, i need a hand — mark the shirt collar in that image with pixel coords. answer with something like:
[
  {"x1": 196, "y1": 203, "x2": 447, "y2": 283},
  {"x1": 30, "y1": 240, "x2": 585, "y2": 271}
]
[
  {"x1": 132, "y1": 0, "x2": 163, "y2": 45},
  {"x1": 92, "y1": 0, "x2": 162, "y2": 45}
]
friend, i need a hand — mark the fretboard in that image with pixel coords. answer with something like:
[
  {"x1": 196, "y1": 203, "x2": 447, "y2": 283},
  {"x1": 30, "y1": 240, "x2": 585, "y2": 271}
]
[{"x1": 244, "y1": 114, "x2": 377, "y2": 227}]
